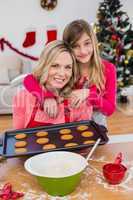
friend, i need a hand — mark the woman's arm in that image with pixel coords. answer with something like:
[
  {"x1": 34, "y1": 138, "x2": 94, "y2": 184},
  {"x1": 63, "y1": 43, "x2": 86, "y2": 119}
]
[
  {"x1": 88, "y1": 61, "x2": 117, "y2": 116},
  {"x1": 23, "y1": 74, "x2": 56, "y2": 105},
  {"x1": 12, "y1": 92, "x2": 25, "y2": 129}
]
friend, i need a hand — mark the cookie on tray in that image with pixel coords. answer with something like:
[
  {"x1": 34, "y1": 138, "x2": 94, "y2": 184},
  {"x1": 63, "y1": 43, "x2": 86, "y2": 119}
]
[
  {"x1": 59, "y1": 129, "x2": 71, "y2": 135},
  {"x1": 43, "y1": 144, "x2": 56, "y2": 150},
  {"x1": 15, "y1": 147, "x2": 27, "y2": 153},
  {"x1": 15, "y1": 133, "x2": 27, "y2": 140},
  {"x1": 36, "y1": 131, "x2": 48, "y2": 137},
  {"x1": 81, "y1": 131, "x2": 93, "y2": 137},
  {"x1": 77, "y1": 125, "x2": 88, "y2": 131},
  {"x1": 83, "y1": 140, "x2": 95, "y2": 144},
  {"x1": 60, "y1": 134, "x2": 73, "y2": 140},
  {"x1": 64, "y1": 142, "x2": 78, "y2": 147},
  {"x1": 15, "y1": 141, "x2": 27, "y2": 148},
  {"x1": 36, "y1": 137, "x2": 49, "y2": 145}
]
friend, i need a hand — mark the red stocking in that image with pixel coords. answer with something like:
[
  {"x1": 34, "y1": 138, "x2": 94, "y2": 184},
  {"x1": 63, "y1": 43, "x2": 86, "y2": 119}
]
[
  {"x1": 23, "y1": 31, "x2": 36, "y2": 48},
  {"x1": 46, "y1": 29, "x2": 57, "y2": 44}
]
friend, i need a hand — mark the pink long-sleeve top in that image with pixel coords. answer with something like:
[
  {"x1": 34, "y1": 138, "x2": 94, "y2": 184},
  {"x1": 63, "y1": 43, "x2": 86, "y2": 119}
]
[
  {"x1": 88, "y1": 60, "x2": 117, "y2": 116},
  {"x1": 23, "y1": 59, "x2": 117, "y2": 116}
]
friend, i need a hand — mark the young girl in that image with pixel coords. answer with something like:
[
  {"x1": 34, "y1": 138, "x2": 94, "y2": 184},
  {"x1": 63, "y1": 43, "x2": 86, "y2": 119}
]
[
  {"x1": 12, "y1": 40, "x2": 92, "y2": 129},
  {"x1": 23, "y1": 20, "x2": 117, "y2": 127}
]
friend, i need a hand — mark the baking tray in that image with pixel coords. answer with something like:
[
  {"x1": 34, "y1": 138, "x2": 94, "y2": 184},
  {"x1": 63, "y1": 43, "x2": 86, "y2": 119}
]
[{"x1": 0, "y1": 120, "x2": 109, "y2": 158}]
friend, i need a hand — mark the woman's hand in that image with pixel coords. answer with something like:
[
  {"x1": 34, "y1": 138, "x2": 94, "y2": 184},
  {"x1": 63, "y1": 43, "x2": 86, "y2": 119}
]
[
  {"x1": 43, "y1": 98, "x2": 58, "y2": 118},
  {"x1": 70, "y1": 89, "x2": 89, "y2": 108}
]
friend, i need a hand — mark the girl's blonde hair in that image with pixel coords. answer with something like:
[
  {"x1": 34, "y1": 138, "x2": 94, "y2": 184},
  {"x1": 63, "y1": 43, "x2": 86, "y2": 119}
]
[
  {"x1": 33, "y1": 40, "x2": 79, "y2": 97},
  {"x1": 63, "y1": 19, "x2": 105, "y2": 91}
]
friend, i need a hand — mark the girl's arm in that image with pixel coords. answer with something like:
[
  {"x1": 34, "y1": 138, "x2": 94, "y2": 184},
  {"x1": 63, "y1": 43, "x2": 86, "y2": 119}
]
[
  {"x1": 23, "y1": 74, "x2": 56, "y2": 105},
  {"x1": 23, "y1": 74, "x2": 58, "y2": 117},
  {"x1": 88, "y1": 61, "x2": 117, "y2": 116}
]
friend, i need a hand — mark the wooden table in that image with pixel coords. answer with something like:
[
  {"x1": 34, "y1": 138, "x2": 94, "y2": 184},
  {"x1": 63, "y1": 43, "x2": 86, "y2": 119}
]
[{"x1": 0, "y1": 135, "x2": 133, "y2": 200}]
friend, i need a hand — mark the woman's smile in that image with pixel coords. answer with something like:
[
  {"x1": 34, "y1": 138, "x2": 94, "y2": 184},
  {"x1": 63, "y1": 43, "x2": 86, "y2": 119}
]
[
  {"x1": 46, "y1": 52, "x2": 73, "y2": 90},
  {"x1": 53, "y1": 77, "x2": 65, "y2": 84}
]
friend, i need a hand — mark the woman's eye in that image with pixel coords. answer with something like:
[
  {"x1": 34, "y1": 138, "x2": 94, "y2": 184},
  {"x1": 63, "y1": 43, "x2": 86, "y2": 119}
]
[
  {"x1": 51, "y1": 64, "x2": 58, "y2": 68},
  {"x1": 66, "y1": 65, "x2": 72, "y2": 69},
  {"x1": 66, "y1": 65, "x2": 72, "y2": 70}
]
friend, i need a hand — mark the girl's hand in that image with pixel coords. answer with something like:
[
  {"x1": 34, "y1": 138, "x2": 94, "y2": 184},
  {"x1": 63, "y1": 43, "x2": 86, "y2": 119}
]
[
  {"x1": 70, "y1": 89, "x2": 89, "y2": 108},
  {"x1": 43, "y1": 98, "x2": 58, "y2": 118}
]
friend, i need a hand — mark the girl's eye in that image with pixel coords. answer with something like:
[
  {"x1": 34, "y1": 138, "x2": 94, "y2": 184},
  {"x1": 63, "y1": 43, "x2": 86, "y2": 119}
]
[
  {"x1": 73, "y1": 44, "x2": 79, "y2": 49},
  {"x1": 85, "y1": 42, "x2": 91, "y2": 46}
]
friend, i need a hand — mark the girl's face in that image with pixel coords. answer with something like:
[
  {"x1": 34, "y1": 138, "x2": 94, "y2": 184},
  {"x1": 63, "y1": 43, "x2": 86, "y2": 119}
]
[
  {"x1": 46, "y1": 52, "x2": 73, "y2": 90},
  {"x1": 72, "y1": 32, "x2": 93, "y2": 64}
]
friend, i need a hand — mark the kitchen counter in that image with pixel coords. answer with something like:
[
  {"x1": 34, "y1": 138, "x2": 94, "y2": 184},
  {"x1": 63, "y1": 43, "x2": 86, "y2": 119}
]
[{"x1": 0, "y1": 134, "x2": 133, "y2": 200}]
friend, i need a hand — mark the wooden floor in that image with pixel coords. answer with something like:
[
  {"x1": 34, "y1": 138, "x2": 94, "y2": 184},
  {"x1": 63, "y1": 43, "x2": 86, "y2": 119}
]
[
  {"x1": 107, "y1": 109, "x2": 133, "y2": 135},
  {"x1": 0, "y1": 104, "x2": 133, "y2": 135}
]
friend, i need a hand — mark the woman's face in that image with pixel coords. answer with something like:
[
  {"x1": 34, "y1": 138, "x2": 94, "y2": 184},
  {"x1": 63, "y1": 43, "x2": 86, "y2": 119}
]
[
  {"x1": 72, "y1": 32, "x2": 93, "y2": 64},
  {"x1": 46, "y1": 52, "x2": 73, "y2": 90}
]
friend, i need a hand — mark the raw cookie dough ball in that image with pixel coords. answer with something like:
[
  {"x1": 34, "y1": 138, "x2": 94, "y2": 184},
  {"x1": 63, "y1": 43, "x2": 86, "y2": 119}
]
[
  {"x1": 59, "y1": 129, "x2": 71, "y2": 134},
  {"x1": 36, "y1": 138, "x2": 49, "y2": 145},
  {"x1": 43, "y1": 144, "x2": 56, "y2": 150},
  {"x1": 81, "y1": 131, "x2": 93, "y2": 138},
  {"x1": 77, "y1": 125, "x2": 88, "y2": 131},
  {"x1": 64, "y1": 143, "x2": 78, "y2": 147},
  {"x1": 36, "y1": 131, "x2": 48, "y2": 137},
  {"x1": 15, "y1": 133, "x2": 27, "y2": 140},
  {"x1": 60, "y1": 134, "x2": 73, "y2": 140},
  {"x1": 15, "y1": 141, "x2": 27, "y2": 148}
]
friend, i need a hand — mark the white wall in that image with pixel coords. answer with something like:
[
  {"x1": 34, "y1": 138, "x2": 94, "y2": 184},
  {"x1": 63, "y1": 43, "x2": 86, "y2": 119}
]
[{"x1": 0, "y1": 0, "x2": 132, "y2": 62}]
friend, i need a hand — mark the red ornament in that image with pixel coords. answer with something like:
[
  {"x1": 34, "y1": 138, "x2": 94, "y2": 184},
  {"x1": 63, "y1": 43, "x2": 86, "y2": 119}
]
[
  {"x1": 0, "y1": 183, "x2": 24, "y2": 200},
  {"x1": 40, "y1": 0, "x2": 57, "y2": 11},
  {"x1": 111, "y1": 35, "x2": 118, "y2": 40}
]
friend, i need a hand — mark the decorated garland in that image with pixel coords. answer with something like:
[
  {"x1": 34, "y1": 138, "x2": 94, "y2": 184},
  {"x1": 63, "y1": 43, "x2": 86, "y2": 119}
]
[
  {"x1": 0, "y1": 28, "x2": 57, "y2": 61},
  {"x1": 0, "y1": 38, "x2": 38, "y2": 61}
]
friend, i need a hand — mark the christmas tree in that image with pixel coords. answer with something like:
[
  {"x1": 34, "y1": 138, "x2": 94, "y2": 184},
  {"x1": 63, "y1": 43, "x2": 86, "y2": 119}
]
[{"x1": 95, "y1": 0, "x2": 133, "y2": 91}]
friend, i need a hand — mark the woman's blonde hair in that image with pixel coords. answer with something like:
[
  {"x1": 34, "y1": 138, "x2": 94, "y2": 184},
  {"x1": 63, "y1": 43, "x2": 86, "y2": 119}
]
[
  {"x1": 33, "y1": 40, "x2": 79, "y2": 97},
  {"x1": 63, "y1": 19, "x2": 105, "y2": 91}
]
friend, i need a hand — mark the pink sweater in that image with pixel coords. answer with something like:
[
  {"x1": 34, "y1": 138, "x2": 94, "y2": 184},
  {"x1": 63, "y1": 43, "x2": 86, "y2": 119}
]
[
  {"x1": 88, "y1": 60, "x2": 117, "y2": 116},
  {"x1": 23, "y1": 60, "x2": 116, "y2": 116}
]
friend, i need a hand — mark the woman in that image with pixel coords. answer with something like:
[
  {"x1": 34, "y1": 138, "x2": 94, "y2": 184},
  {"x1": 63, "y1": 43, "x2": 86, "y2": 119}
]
[
  {"x1": 23, "y1": 20, "x2": 117, "y2": 127},
  {"x1": 13, "y1": 40, "x2": 92, "y2": 129}
]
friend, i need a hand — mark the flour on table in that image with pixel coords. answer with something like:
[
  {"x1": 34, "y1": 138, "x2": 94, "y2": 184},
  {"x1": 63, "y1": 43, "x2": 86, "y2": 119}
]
[
  {"x1": 90, "y1": 155, "x2": 106, "y2": 162},
  {"x1": 48, "y1": 191, "x2": 90, "y2": 200},
  {"x1": 22, "y1": 185, "x2": 91, "y2": 200}
]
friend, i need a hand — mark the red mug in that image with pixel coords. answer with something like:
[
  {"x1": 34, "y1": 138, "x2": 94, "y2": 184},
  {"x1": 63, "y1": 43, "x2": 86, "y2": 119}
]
[{"x1": 103, "y1": 153, "x2": 127, "y2": 184}]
